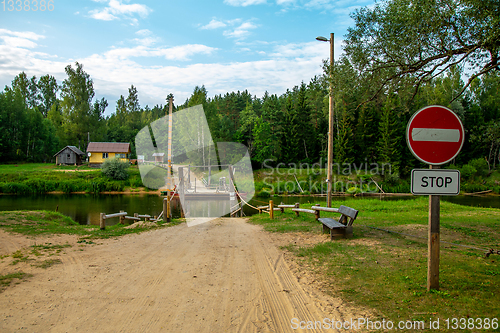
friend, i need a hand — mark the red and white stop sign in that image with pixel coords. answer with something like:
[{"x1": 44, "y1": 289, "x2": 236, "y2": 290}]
[{"x1": 406, "y1": 105, "x2": 464, "y2": 165}]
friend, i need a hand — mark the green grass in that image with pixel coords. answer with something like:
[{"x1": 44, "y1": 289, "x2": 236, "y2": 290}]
[
  {"x1": 249, "y1": 198, "x2": 500, "y2": 330},
  {"x1": 0, "y1": 210, "x2": 183, "y2": 240},
  {"x1": 0, "y1": 272, "x2": 32, "y2": 292},
  {"x1": 32, "y1": 258, "x2": 62, "y2": 269},
  {"x1": 0, "y1": 163, "x2": 147, "y2": 193}
]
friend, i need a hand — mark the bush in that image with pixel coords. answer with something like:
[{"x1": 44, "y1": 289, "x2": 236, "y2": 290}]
[
  {"x1": 468, "y1": 158, "x2": 489, "y2": 177},
  {"x1": 3, "y1": 183, "x2": 31, "y2": 195},
  {"x1": 101, "y1": 158, "x2": 129, "y2": 181},
  {"x1": 460, "y1": 164, "x2": 477, "y2": 180}
]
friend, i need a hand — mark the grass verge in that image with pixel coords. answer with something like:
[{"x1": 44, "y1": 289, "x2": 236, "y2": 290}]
[
  {"x1": 0, "y1": 272, "x2": 33, "y2": 293},
  {"x1": 249, "y1": 197, "x2": 500, "y2": 330},
  {"x1": 0, "y1": 210, "x2": 182, "y2": 240}
]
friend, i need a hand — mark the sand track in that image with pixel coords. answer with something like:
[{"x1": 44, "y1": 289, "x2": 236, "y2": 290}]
[{"x1": 0, "y1": 218, "x2": 360, "y2": 332}]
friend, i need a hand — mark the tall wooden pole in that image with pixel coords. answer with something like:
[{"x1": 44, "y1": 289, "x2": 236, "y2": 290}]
[
  {"x1": 428, "y1": 164, "x2": 440, "y2": 290},
  {"x1": 167, "y1": 96, "x2": 174, "y2": 191},
  {"x1": 327, "y1": 32, "x2": 334, "y2": 208}
]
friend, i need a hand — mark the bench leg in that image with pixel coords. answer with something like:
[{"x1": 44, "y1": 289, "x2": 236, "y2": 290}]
[
  {"x1": 330, "y1": 228, "x2": 347, "y2": 240},
  {"x1": 322, "y1": 224, "x2": 329, "y2": 234},
  {"x1": 345, "y1": 226, "x2": 353, "y2": 239}
]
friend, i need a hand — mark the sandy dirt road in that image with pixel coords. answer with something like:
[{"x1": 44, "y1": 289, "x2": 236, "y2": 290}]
[{"x1": 0, "y1": 219, "x2": 362, "y2": 332}]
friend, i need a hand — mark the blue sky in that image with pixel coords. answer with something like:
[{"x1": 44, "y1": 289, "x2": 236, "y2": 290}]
[{"x1": 0, "y1": 0, "x2": 375, "y2": 116}]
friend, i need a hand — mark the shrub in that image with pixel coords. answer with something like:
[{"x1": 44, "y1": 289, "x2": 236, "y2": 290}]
[
  {"x1": 59, "y1": 180, "x2": 81, "y2": 193},
  {"x1": 468, "y1": 158, "x2": 489, "y2": 177},
  {"x1": 141, "y1": 166, "x2": 166, "y2": 189},
  {"x1": 4, "y1": 183, "x2": 30, "y2": 195},
  {"x1": 101, "y1": 158, "x2": 129, "y2": 181},
  {"x1": 460, "y1": 164, "x2": 477, "y2": 181}
]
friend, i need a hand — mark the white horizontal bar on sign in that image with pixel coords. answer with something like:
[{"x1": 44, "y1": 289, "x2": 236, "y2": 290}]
[{"x1": 411, "y1": 128, "x2": 460, "y2": 142}]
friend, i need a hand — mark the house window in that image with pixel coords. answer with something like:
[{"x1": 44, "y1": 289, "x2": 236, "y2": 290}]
[
  {"x1": 116, "y1": 153, "x2": 127, "y2": 159},
  {"x1": 67, "y1": 154, "x2": 71, "y2": 159},
  {"x1": 102, "y1": 153, "x2": 109, "y2": 159}
]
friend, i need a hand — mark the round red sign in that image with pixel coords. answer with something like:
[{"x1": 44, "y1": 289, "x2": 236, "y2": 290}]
[{"x1": 406, "y1": 105, "x2": 464, "y2": 165}]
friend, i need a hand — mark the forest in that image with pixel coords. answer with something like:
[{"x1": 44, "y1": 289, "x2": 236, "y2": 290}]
[{"x1": 0, "y1": 0, "x2": 499, "y2": 179}]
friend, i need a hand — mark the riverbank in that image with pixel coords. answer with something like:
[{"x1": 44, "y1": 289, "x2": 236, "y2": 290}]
[{"x1": 1, "y1": 163, "x2": 499, "y2": 196}]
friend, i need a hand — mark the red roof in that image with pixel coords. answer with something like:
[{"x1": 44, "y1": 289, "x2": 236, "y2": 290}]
[{"x1": 87, "y1": 142, "x2": 130, "y2": 153}]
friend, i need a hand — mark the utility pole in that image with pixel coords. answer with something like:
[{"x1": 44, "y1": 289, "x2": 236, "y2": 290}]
[
  {"x1": 167, "y1": 96, "x2": 174, "y2": 191},
  {"x1": 317, "y1": 33, "x2": 334, "y2": 207}
]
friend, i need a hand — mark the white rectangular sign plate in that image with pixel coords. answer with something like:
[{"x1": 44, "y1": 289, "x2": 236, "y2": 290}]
[{"x1": 411, "y1": 169, "x2": 460, "y2": 195}]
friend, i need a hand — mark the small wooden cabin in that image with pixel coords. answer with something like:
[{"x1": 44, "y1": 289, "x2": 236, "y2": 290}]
[
  {"x1": 87, "y1": 142, "x2": 131, "y2": 166},
  {"x1": 54, "y1": 146, "x2": 86, "y2": 165},
  {"x1": 153, "y1": 152, "x2": 165, "y2": 163}
]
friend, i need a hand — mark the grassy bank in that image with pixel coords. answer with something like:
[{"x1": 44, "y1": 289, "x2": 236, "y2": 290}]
[
  {"x1": 0, "y1": 163, "x2": 145, "y2": 194},
  {"x1": 252, "y1": 164, "x2": 500, "y2": 197},
  {"x1": 0, "y1": 210, "x2": 180, "y2": 240},
  {"x1": 249, "y1": 198, "x2": 500, "y2": 329}
]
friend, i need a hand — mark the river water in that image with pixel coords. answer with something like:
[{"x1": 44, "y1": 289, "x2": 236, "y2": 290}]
[{"x1": 0, "y1": 194, "x2": 498, "y2": 226}]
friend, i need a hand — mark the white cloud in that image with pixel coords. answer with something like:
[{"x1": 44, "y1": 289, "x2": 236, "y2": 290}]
[
  {"x1": 223, "y1": 22, "x2": 259, "y2": 39},
  {"x1": 200, "y1": 18, "x2": 258, "y2": 40},
  {"x1": 0, "y1": 29, "x2": 335, "y2": 116},
  {"x1": 136, "y1": 29, "x2": 152, "y2": 36},
  {"x1": 200, "y1": 19, "x2": 227, "y2": 30},
  {"x1": 103, "y1": 44, "x2": 217, "y2": 61},
  {"x1": 224, "y1": 0, "x2": 267, "y2": 6},
  {"x1": 89, "y1": 0, "x2": 151, "y2": 22}
]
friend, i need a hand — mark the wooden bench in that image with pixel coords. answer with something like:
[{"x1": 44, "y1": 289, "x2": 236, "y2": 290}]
[{"x1": 312, "y1": 205, "x2": 359, "y2": 240}]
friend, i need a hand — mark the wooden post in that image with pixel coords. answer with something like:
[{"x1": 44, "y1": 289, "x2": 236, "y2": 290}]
[
  {"x1": 134, "y1": 213, "x2": 139, "y2": 220},
  {"x1": 208, "y1": 165, "x2": 211, "y2": 187},
  {"x1": 428, "y1": 165, "x2": 440, "y2": 291},
  {"x1": 314, "y1": 204, "x2": 320, "y2": 220},
  {"x1": 163, "y1": 197, "x2": 167, "y2": 222},
  {"x1": 269, "y1": 200, "x2": 274, "y2": 220},
  {"x1": 228, "y1": 165, "x2": 235, "y2": 192},
  {"x1": 100, "y1": 213, "x2": 105, "y2": 230},
  {"x1": 166, "y1": 194, "x2": 171, "y2": 222},
  {"x1": 179, "y1": 167, "x2": 185, "y2": 218},
  {"x1": 119, "y1": 210, "x2": 125, "y2": 224},
  {"x1": 294, "y1": 203, "x2": 300, "y2": 217},
  {"x1": 280, "y1": 202, "x2": 284, "y2": 213}
]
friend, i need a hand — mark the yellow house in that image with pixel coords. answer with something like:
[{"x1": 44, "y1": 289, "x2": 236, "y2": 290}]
[{"x1": 87, "y1": 142, "x2": 131, "y2": 166}]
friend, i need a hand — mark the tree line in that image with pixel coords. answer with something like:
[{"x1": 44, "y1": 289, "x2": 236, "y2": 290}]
[{"x1": 0, "y1": 61, "x2": 499, "y2": 177}]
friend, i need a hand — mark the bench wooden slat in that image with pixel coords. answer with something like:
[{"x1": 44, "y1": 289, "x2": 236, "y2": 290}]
[
  {"x1": 339, "y1": 205, "x2": 358, "y2": 219},
  {"x1": 318, "y1": 218, "x2": 346, "y2": 229}
]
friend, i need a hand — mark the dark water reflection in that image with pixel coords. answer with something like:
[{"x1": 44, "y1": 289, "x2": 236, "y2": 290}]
[{"x1": 0, "y1": 193, "x2": 498, "y2": 225}]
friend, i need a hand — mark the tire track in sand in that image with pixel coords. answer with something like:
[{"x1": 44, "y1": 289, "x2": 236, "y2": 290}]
[{"x1": 0, "y1": 218, "x2": 346, "y2": 332}]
